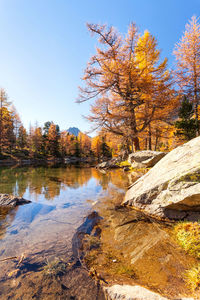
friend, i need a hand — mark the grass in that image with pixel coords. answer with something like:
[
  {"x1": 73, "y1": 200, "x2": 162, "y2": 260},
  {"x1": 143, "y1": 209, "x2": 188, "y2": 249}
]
[
  {"x1": 174, "y1": 221, "x2": 200, "y2": 258},
  {"x1": 117, "y1": 160, "x2": 131, "y2": 168},
  {"x1": 42, "y1": 258, "x2": 67, "y2": 276},
  {"x1": 178, "y1": 171, "x2": 200, "y2": 183},
  {"x1": 174, "y1": 221, "x2": 200, "y2": 291},
  {"x1": 114, "y1": 264, "x2": 136, "y2": 277},
  {"x1": 185, "y1": 264, "x2": 200, "y2": 291}
]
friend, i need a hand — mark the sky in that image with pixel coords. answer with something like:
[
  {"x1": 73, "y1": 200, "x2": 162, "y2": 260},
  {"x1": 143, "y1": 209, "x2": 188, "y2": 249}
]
[{"x1": 0, "y1": 0, "x2": 199, "y2": 134}]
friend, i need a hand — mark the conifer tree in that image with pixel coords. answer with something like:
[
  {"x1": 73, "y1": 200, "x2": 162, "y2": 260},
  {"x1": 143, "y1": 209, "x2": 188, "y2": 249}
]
[
  {"x1": 17, "y1": 125, "x2": 27, "y2": 149},
  {"x1": 100, "y1": 136, "x2": 111, "y2": 158},
  {"x1": 175, "y1": 96, "x2": 198, "y2": 141}
]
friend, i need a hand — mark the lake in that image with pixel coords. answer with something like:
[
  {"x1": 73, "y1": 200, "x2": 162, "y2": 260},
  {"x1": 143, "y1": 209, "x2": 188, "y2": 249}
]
[
  {"x1": 0, "y1": 166, "x2": 195, "y2": 299},
  {"x1": 0, "y1": 166, "x2": 130, "y2": 299}
]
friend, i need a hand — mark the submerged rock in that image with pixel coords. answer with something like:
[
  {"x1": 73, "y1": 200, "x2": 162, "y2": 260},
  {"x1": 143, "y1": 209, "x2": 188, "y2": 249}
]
[
  {"x1": 123, "y1": 137, "x2": 200, "y2": 220},
  {"x1": 128, "y1": 150, "x2": 166, "y2": 168},
  {"x1": 0, "y1": 194, "x2": 31, "y2": 207}
]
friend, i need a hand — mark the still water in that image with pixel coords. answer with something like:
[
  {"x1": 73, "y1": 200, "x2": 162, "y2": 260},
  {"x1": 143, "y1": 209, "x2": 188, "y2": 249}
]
[
  {"x1": 0, "y1": 166, "x2": 130, "y2": 299},
  {"x1": 0, "y1": 166, "x2": 194, "y2": 300}
]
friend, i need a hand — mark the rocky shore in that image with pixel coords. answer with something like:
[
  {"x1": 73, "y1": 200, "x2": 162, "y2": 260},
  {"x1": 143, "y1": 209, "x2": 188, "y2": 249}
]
[
  {"x1": 0, "y1": 156, "x2": 97, "y2": 167},
  {"x1": 77, "y1": 137, "x2": 200, "y2": 299}
]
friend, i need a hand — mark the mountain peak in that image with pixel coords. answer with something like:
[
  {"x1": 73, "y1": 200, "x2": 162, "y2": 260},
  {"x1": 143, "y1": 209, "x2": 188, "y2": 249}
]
[{"x1": 67, "y1": 127, "x2": 80, "y2": 137}]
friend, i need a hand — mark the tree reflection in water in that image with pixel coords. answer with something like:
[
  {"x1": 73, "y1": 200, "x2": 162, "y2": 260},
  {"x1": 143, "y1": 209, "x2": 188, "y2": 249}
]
[{"x1": 0, "y1": 166, "x2": 130, "y2": 299}]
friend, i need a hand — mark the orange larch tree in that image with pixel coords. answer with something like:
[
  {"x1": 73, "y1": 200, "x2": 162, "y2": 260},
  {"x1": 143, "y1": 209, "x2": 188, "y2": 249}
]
[
  {"x1": 135, "y1": 30, "x2": 178, "y2": 150},
  {"x1": 79, "y1": 23, "x2": 175, "y2": 151}
]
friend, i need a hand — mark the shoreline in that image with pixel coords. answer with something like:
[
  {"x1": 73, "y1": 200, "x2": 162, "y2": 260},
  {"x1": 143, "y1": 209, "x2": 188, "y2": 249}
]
[{"x1": 0, "y1": 157, "x2": 97, "y2": 167}]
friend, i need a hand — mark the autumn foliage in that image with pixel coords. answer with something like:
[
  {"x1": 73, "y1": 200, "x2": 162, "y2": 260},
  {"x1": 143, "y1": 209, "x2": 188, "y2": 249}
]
[{"x1": 79, "y1": 23, "x2": 178, "y2": 151}]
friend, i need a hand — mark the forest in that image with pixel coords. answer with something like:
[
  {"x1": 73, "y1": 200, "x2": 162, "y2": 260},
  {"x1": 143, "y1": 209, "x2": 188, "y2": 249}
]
[{"x1": 0, "y1": 16, "x2": 200, "y2": 160}]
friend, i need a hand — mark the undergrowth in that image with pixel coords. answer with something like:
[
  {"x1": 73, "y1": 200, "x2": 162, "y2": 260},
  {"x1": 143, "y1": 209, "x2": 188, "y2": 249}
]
[
  {"x1": 174, "y1": 221, "x2": 200, "y2": 258},
  {"x1": 117, "y1": 160, "x2": 131, "y2": 168},
  {"x1": 174, "y1": 221, "x2": 200, "y2": 291}
]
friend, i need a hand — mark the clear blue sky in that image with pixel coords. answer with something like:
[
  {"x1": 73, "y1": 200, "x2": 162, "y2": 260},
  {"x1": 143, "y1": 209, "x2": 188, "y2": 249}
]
[{"x1": 0, "y1": 0, "x2": 199, "y2": 133}]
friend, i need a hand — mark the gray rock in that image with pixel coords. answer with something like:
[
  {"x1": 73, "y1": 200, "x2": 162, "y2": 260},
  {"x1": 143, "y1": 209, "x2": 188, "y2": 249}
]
[
  {"x1": 0, "y1": 194, "x2": 31, "y2": 207},
  {"x1": 104, "y1": 285, "x2": 194, "y2": 300},
  {"x1": 97, "y1": 161, "x2": 109, "y2": 169},
  {"x1": 123, "y1": 166, "x2": 130, "y2": 171},
  {"x1": 97, "y1": 158, "x2": 120, "y2": 169},
  {"x1": 104, "y1": 285, "x2": 168, "y2": 300},
  {"x1": 123, "y1": 137, "x2": 200, "y2": 219},
  {"x1": 128, "y1": 151, "x2": 166, "y2": 168}
]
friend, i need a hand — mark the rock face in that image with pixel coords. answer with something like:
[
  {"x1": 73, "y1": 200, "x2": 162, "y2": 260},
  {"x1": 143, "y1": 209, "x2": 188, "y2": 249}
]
[
  {"x1": 0, "y1": 194, "x2": 31, "y2": 207},
  {"x1": 128, "y1": 150, "x2": 166, "y2": 168},
  {"x1": 123, "y1": 137, "x2": 200, "y2": 220}
]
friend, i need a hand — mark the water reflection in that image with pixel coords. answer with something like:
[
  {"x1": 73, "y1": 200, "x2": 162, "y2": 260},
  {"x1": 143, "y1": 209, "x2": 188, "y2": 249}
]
[
  {"x1": 0, "y1": 166, "x2": 129, "y2": 199},
  {"x1": 0, "y1": 166, "x2": 131, "y2": 299},
  {"x1": 0, "y1": 166, "x2": 130, "y2": 254}
]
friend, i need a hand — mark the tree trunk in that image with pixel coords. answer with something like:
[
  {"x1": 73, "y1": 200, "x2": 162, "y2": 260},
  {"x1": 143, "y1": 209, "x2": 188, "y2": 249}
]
[
  {"x1": 133, "y1": 137, "x2": 140, "y2": 151},
  {"x1": 194, "y1": 71, "x2": 199, "y2": 136},
  {"x1": 148, "y1": 124, "x2": 152, "y2": 150},
  {"x1": 145, "y1": 137, "x2": 147, "y2": 150},
  {"x1": 194, "y1": 99, "x2": 199, "y2": 136},
  {"x1": 154, "y1": 132, "x2": 159, "y2": 151}
]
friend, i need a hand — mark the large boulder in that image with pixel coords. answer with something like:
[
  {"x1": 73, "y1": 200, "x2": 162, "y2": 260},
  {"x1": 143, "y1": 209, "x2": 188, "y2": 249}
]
[
  {"x1": 128, "y1": 150, "x2": 166, "y2": 168},
  {"x1": 123, "y1": 137, "x2": 200, "y2": 220},
  {"x1": 0, "y1": 194, "x2": 31, "y2": 207}
]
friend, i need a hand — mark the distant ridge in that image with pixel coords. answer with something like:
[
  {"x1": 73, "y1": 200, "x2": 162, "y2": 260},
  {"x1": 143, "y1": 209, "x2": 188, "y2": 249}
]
[{"x1": 67, "y1": 127, "x2": 80, "y2": 137}]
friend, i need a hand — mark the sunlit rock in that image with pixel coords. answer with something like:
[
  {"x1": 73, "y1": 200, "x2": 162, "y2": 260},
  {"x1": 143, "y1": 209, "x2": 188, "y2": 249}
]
[
  {"x1": 104, "y1": 284, "x2": 194, "y2": 300},
  {"x1": 123, "y1": 136, "x2": 200, "y2": 220},
  {"x1": 104, "y1": 285, "x2": 168, "y2": 300},
  {"x1": 128, "y1": 150, "x2": 166, "y2": 168}
]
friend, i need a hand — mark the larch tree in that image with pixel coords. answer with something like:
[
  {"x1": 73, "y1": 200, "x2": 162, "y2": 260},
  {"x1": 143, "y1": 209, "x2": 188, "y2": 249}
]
[
  {"x1": 33, "y1": 127, "x2": 43, "y2": 155},
  {"x1": 17, "y1": 125, "x2": 27, "y2": 149},
  {"x1": 78, "y1": 132, "x2": 91, "y2": 157},
  {"x1": 0, "y1": 89, "x2": 11, "y2": 152},
  {"x1": 11, "y1": 105, "x2": 22, "y2": 150},
  {"x1": 79, "y1": 23, "x2": 175, "y2": 151},
  {"x1": 0, "y1": 107, "x2": 15, "y2": 152},
  {"x1": 174, "y1": 15, "x2": 200, "y2": 134},
  {"x1": 47, "y1": 123, "x2": 60, "y2": 156},
  {"x1": 60, "y1": 131, "x2": 68, "y2": 157},
  {"x1": 91, "y1": 136, "x2": 101, "y2": 158},
  {"x1": 135, "y1": 30, "x2": 177, "y2": 150}
]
